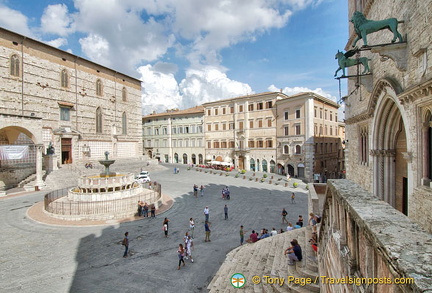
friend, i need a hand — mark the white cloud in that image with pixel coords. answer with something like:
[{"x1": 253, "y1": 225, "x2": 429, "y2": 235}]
[
  {"x1": 79, "y1": 34, "x2": 110, "y2": 66},
  {"x1": 40, "y1": 4, "x2": 74, "y2": 36},
  {"x1": 0, "y1": 5, "x2": 33, "y2": 37},
  {"x1": 268, "y1": 84, "x2": 337, "y2": 102},
  {"x1": 138, "y1": 65, "x2": 252, "y2": 115},
  {"x1": 179, "y1": 67, "x2": 252, "y2": 108},
  {"x1": 45, "y1": 38, "x2": 68, "y2": 48},
  {"x1": 138, "y1": 64, "x2": 182, "y2": 115}
]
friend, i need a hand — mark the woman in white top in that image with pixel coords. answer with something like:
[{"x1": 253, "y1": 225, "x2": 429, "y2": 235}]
[
  {"x1": 286, "y1": 222, "x2": 294, "y2": 231},
  {"x1": 189, "y1": 218, "x2": 195, "y2": 238}
]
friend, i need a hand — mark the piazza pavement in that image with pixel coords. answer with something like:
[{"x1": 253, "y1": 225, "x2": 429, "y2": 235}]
[{"x1": 0, "y1": 163, "x2": 308, "y2": 293}]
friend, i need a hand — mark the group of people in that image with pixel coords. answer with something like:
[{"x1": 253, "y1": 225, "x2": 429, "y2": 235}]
[
  {"x1": 221, "y1": 186, "x2": 230, "y2": 200},
  {"x1": 193, "y1": 184, "x2": 204, "y2": 197},
  {"x1": 137, "y1": 201, "x2": 156, "y2": 218}
]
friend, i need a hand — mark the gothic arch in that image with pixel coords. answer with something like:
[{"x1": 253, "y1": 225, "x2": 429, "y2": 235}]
[
  {"x1": 370, "y1": 80, "x2": 409, "y2": 214},
  {"x1": 367, "y1": 78, "x2": 402, "y2": 117}
]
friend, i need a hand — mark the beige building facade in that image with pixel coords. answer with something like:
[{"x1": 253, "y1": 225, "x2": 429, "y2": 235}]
[
  {"x1": 142, "y1": 106, "x2": 205, "y2": 165},
  {"x1": 203, "y1": 92, "x2": 281, "y2": 172},
  {"x1": 0, "y1": 27, "x2": 142, "y2": 190},
  {"x1": 276, "y1": 92, "x2": 344, "y2": 182}
]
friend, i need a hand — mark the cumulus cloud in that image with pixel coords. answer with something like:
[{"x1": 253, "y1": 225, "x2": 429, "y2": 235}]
[
  {"x1": 79, "y1": 34, "x2": 110, "y2": 66},
  {"x1": 0, "y1": 4, "x2": 33, "y2": 37},
  {"x1": 138, "y1": 65, "x2": 252, "y2": 115},
  {"x1": 45, "y1": 37, "x2": 68, "y2": 48},
  {"x1": 268, "y1": 84, "x2": 337, "y2": 102},
  {"x1": 40, "y1": 4, "x2": 74, "y2": 36}
]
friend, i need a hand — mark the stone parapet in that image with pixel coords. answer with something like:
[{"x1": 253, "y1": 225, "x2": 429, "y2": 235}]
[{"x1": 319, "y1": 179, "x2": 432, "y2": 292}]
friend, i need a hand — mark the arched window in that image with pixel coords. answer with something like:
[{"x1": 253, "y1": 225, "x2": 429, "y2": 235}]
[
  {"x1": 96, "y1": 79, "x2": 103, "y2": 96},
  {"x1": 122, "y1": 87, "x2": 127, "y2": 101},
  {"x1": 122, "y1": 112, "x2": 127, "y2": 135},
  {"x1": 61, "y1": 69, "x2": 68, "y2": 88},
  {"x1": 295, "y1": 145, "x2": 301, "y2": 154},
  {"x1": 10, "y1": 54, "x2": 20, "y2": 76},
  {"x1": 96, "y1": 107, "x2": 102, "y2": 133},
  {"x1": 284, "y1": 145, "x2": 289, "y2": 154}
]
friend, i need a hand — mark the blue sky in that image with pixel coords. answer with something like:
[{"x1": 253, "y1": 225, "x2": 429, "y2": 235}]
[{"x1": 0, "y1": 0, "x2": 348, "y2": 114}]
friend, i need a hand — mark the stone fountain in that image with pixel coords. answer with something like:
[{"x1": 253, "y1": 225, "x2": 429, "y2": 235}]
[{"x1": 44, "y1": 151, "x2": 161, "y2": 221}]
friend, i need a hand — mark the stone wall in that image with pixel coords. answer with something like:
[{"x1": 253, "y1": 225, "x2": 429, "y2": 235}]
[
  {"x1": 319, "y1": 179, "x2": 432, "y2": 292},
  {"x1": 0, "y1": 165, "x2": 35, "y2": 190}
]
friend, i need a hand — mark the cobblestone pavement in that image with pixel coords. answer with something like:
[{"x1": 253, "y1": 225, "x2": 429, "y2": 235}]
[{"x1": 0, "y1": 164, "x2": 308, "y2": 293}]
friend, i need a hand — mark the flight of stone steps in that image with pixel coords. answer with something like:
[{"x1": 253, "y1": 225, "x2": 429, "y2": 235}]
[{"x1": 208, "y1": 226, "x2": 319, "y2": 293}]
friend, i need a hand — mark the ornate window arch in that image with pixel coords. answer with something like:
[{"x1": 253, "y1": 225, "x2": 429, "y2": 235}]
[
  {"x1": 10, "y1": 54, "x2": 20, "y2": 76},
  {"x1": 96, "y1": 79, "x2": 103, "y2": 96},
  {"x1": 61, "y1": 69, "x2": 68, "y2": 88},
  {"x1": 295, "y1": 145, "x2": 301, "y2": 154}
]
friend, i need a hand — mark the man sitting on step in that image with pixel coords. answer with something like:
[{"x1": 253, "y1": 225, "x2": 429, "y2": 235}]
[{"x1": 284, "y1": 239, "x2": 302, "y2": 265}]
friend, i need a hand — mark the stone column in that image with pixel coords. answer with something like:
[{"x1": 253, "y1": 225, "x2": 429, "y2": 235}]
[
  {"x1": 35, "y1": 144, "x2": 45, "y2": 190},
  {"x1": 421, "y1": 123, "x2": 430, "y2": 185}
]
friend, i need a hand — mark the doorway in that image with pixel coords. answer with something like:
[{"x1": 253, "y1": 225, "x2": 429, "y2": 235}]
[{"x1": 61, "y1": 138, "x2": 72, "y2": 164}]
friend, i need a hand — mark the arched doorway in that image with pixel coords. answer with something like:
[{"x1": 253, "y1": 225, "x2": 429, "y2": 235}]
[
  {"x1": 287, "y1": 164, "x2": 295, "y2": 176},
  {"x1": 269, "y1": 160, "x2": 275, "y2": 173},
  {"x1": 215, "y1": 156, "x2": 223, "y2": 162},
  {"x1": 371, "y1": 82, "x2": 408, "y2": 215},
  {"x1": 277, "y1": 163, "x2": 284, "y2": 174},
  {"x1": 250, "y1": 158, "x2": 255, "y2": 171},
  {"x1": 174, "y1": 153, "x2": 179, "y2": 163},
  {"x1": 262, "y1": 159, "x2": 268, "y2": 172},
  {"x1": 192, "y1": 154, "x2": 196, "y2": 164},
  {"x1": 238, "y1": 156, "x2": 245, "y2": 170},
  {"x1": 183, "y1": 153, "x2": 188, "y2": 164},
  {"x1": 198, "y1": 154, "x2": 203, "y2": 164},
  {"x1": 297, "y1": 163, "x2": 305, "y2": 178}
]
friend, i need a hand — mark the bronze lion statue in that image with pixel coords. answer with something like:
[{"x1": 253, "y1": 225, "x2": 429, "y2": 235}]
[{"x1": 351, "y1": 11, "x2": 403, "y2": 47}]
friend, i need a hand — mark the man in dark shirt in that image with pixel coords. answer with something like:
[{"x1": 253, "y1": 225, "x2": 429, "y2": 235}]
[{"x1": 284, "y1": 240, "x2": 302, "y2": 265}]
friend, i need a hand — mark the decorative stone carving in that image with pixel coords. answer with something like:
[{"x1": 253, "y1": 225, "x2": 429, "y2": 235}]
[{"x1": 370, "y1": 43, "x2": 408, "y2": 71}]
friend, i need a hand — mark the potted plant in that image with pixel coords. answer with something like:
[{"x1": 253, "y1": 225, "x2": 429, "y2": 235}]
[
  {"x1": 293, "y1": 182, "x2": 298, "y2": 188},
  {"x1": 263, "y1": 174, "x2": 268, "y2": 178}
]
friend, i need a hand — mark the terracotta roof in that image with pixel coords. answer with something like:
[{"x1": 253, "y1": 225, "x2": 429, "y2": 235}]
[{"x1": 142, "y1": 105, "x2": 204, "y2": 119}]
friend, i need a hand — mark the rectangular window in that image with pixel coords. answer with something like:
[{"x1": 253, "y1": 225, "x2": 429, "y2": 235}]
[
  {"x1": 207, "y1": 141, "x2": 211, "y2": 148},
  {"x1": 335, "y1": 113, "x2": 338, "y2": 122},
  {"x1": 230, "y1": 106, "x2": 234, "y2": 113},
  {"x1": 267, "y1": 119, "x2": 272, "y2": 127},
  {"x1": 222, "y1": 107, "x2": 226, "y2": 114},
  {"x1": 60, "y1": 107, "x2": 70, "y2": 121},
  {"x1": 215, "y1": 108, "x2": 218, "y2": 115},
  {"x1": 221, "y1": 141, "x2": 227, "y2": 148},
  {"x1": 207, "y1": 124, "x2": 211, "y2": 131},
  {"x1": 249, "y1": 120, "x2": 254, "y2": 128},
  {"x1": 229, "y1": 141, "x2": 235, "y2": 148},
  {"x1": 284, "y1": 111, "x2": 289, "y2": 120},
  {"x1": 163, "y1": 127, "x2": 167, "y2": 134},
  {"x1": 295, "y1": 124, "x2": 301, "y2": 135},
  {"x1": 257, "y1": 140, "x2": 263, "y2": 148},
  {"x1": 284, "y1": 126, "x2": 289, "y2": 136},
  {"x1": 178, "y1": 127, "x2": 183, "y2": 134},
  {"x1": 248, "y1": 140, "x2": 254, "y2": 148},
  {"x1": 258, "y1": 120, "x2": 263, "y2": 128},
  {"x1": 320, "y1": 109, "x2": 323, "y2": 118},
  {"x1": 239, "y1": 121, "x2": 244, "y2": 130},
  {"x1": 295, "y1": 109, "x2": 301, "y2": 119},
  {"x1": 229, "y1": 122, "x2": 235, "y2": 130},
  {"x1": 215, "y1": 123, "x2": 219, "y2": 131},
  {"x1": 185, "y1": 126, "x2": 189, "y2": 134},
  {"x1": 239, "y1": 105, "x2": 243, "y2": 112},
  {"x1": 330, "y1": 112, "x2": 333, "y2": 121},
  {"x1": 172, "y1": 140, "x2": 177, "y2": 147},
  {"x1": 266, "y1": 101, "x2": 272, "y2": 108},
  {"x1": 248, "y1": 104, "x2": 254, "y2": 111},
  {"x1": 330, "y1": 126, "x2": 333, "y2": 136},
  {"x1": 223, "y1": 123, "x2": 227, "y2": 130},
  {"x1": 197, "y1": 125, "x2": 203, "y2": 133},
  {"x1": 207, "y1": 109, "x2": 211, "y2": 116},
  {"x1": 314, "y1": 107, "x2": 317, "y2": 118},
  {"x1": 257, "y1": 102, "x2": 263, "y2": 110},
  {"x1": 185, "y1": 139, "x2": 189, "y2": 147},
  {"x1": 213, "y1": 141, "x2": 220, "y2": 148}
]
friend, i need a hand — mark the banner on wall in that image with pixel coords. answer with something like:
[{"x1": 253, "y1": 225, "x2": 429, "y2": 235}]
[{"x1": 0, "y1": 145, "x2": 29, "y2": 160}]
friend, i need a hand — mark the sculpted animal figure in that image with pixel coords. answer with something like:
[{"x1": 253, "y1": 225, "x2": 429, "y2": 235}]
[
  {"x1": 351, "y1": 11, "x2": 403, "y2": 47},
  {"x1": 334, "y1": 50, "x2": 370, "y2": 77}
]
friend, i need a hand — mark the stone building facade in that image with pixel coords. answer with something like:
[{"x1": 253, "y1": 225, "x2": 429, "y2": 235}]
[
  {"x1": 275, "y1": 92, "x2": 345, "y2": 182},
  {"x1": 318, "y1": 0, "x2": 432, "y2": 291},
  {"x1": 142, "y1": 106, "x2": 205, "y2": 164},
  {"x1": 0, "y1": 27, "x2": 142, "y2": 190},
  {"x1": 341, "y1": 0, "x2": 432, "y2": 232}
]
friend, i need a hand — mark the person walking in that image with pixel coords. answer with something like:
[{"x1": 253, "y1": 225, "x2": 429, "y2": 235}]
[
  {"x1": 204, "y1": 221, "x2": 211, "y2": 242},
  {"x1": 204, "y1": 206, "x2": 210, "y2": 222},
  {"x1": 177, "y1": 244, "x2": 186, "y2": 270},
  {"x1": 143, "y1": 202, "x2": 149, "y2": 217},
  {"x1": 122, "y1": 232, "x2": 129, "y2": 258},
  {"x1": 200, "y1": 185, "x2": 204, "y2": 197},
  {"x1": 137, "y1": 201, "x2": 143, "y2": 217},
  {"x1": 193, "y1": 184, "x2": 198, "y2": 198},
  {"x1": 291, "y1": 192, "x2": 296, "y2": 204},
  {"x1": 163, "y1": 217, "x2": 170, "y2": 237},
  {"x1": 189, "y1": 218, "x2": 195, "y2": 238},
  {"x1": 281, "y1": 208, "x2": 288, "y2": 224},
  {"x1": 185, "y1": 235, "x2": 194, "y2": 263},
  {"x1": 224, "y1": 204, "x2": 229, "y2": 220}
]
